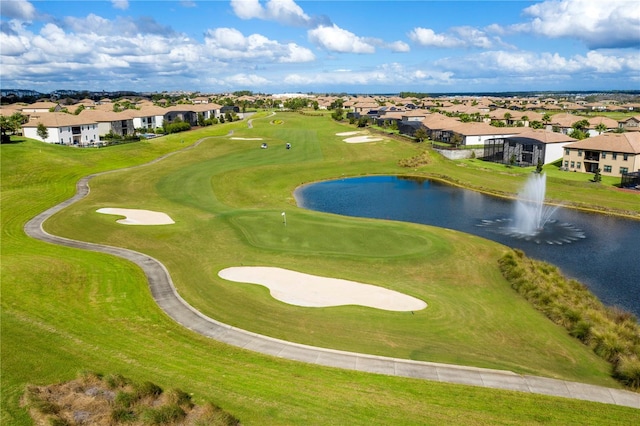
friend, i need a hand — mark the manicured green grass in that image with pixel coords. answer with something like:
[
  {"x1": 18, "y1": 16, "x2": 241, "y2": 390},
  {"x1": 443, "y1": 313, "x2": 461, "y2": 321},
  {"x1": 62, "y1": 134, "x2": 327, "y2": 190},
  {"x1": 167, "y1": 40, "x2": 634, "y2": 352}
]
[{"x1": 2, "y1": 113, "x2": 639, "y2": 424}]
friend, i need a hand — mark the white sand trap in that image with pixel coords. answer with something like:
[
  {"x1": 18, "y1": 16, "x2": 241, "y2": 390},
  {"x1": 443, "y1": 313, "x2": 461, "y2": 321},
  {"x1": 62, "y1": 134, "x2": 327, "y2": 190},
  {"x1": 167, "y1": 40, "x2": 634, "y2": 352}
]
[
  {"x1": 96, "y1": 208, "x2": 175, "y2": 225},
  {"x1": 336, "y1": 131, "x2": 363, "y2": 136},
  {"x1": 218, "y1": 266, "x2": 427, "y2": 312},
  {"x1": 344, "y1": 135, "x2": 383, "y2": 143},
  {"x1": 231, "y1": 137, "x2": 264, "y2": 140}
]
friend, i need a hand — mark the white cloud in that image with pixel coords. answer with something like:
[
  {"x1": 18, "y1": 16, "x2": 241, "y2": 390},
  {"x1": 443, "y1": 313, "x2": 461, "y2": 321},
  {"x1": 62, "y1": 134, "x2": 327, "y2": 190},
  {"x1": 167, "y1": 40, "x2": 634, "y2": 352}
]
[
  {"x1": 0, "y1": 0, "x2": 36, "y2": 20},
  {"x1": 408, "y1": 28, "x2": 463, "y2": 48},
  {"x1": 111, "y1": 0, "x2": 129, "y2": 11},
  {"x1": 308, "y1": 24, "x2": 375, "y2": 54},
  {"x1": 519, "y1": 0, "x2": 640, "y2": 49},
  {"x1": 409, "y1": 26, "x2": 505, "y2": 49},
  {"x1": 282, "y1": 62, "x2": 453, "y2": 87},
  {"x1": 0, "y1": 21, "x2": 30, "y2": 55},
  {"x1": 387, "y1": 40, "x2": 410, "y2": 53},
  {"x1": 231, "y1": 0, "x2": 311, "y2": 26},
  {"x1": 435, "y1": 49, "x2": 639, "y2": 77},
  {"x1": 204, "y1": 27, "x2": 314, "y2": 63},
  {"x1": 224, "y1": 73, "x2": 271, "y2": 87}
]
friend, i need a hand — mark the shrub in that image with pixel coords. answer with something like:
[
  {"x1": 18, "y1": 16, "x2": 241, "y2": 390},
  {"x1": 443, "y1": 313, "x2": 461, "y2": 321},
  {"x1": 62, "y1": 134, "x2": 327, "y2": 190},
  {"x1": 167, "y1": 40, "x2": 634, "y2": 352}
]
[
  {"x1": 195, "y1": 403, "x2": 241, "y2": 426},
  {"x1": 115, "y1": 391, "x2": 138, "y2": 408},
  {"x1": 613, "y1": 355, "x2": 640, "y2": 389},
  {"x1": 111, "y1": 408, "x2": 137, "y2": 422},
  {"x1": 569, "y1": 320, "x2": 592, "y2": 342},
  {"x1": 166, "y1": 388, "x2": 193, "y2": 408},
  {"x1": 140, "y1": 404, "x2": 185, "y2": 425},
  {"x1": 398, "y1": 151, "x2": 430, "y2": 168},
  {"x1": 105, "y1": 373, "x2": 129, "y2": 389},
  {"x1": 135, "y1": 381, "x2": 163, "y2": 398}
]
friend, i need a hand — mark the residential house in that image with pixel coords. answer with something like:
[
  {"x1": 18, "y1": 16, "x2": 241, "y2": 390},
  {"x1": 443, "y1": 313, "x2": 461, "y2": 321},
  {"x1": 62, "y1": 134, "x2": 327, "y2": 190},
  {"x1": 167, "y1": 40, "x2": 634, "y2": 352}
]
[
  {"x1": 618, "y1": 116, "x2": 640, "y2": 132},
  {"x1": 562, "y1": 132, "x2": 640, "y2": 176},
  {"x1": 20, "y1": 101, "x2": 61, "y2": 113},
  {"x1": 586, "y1": 116, "x2": 619, "y2": 136},
  {"x1": 446, "y1": 122, "x2": 524, "y2": 147},
  {"x1": 483, "y1": 129, "x2": 576, "y2": 166},
  {"x1": 79, "y1": 109, "x2": 136, "y2": 137},
  {"x1": 131, "y1": 105, "x2": 168, "y2": 131},
  {"x1": 23, "y1": 112, "x2": 99, "y2": 146}
]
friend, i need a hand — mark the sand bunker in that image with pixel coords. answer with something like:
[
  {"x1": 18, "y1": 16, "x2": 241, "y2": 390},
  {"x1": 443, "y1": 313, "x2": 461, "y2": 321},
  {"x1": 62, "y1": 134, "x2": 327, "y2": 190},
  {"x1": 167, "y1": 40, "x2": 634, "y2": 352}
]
[
  {"x1": 343, "y1": 135, "x2": 383, "y2": 143},
  {"x1": 96, "y1": 208, "x2": 175, "y2": 225},
  {"x1": 231, "y1": 137, "x2": 264, "y2": 140},
  {"x1": 218, "y1": 266, "x2": 427, "y2": 312},
  {"x1": 336, "y1": 131, "x2": 363, "y2": 136}
]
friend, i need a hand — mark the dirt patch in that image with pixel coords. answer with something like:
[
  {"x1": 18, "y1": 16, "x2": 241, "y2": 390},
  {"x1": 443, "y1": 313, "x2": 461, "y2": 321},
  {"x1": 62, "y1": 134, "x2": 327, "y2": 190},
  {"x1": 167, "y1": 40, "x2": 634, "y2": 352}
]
[{"x1": 21, "y1": 373, "x2": 240, "y2": 426}]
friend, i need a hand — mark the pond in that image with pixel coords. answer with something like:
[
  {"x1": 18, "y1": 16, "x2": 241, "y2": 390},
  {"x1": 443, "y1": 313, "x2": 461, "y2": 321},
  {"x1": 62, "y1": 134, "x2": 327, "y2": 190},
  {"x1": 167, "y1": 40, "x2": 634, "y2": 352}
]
[{"x1": 294, "y1": 175, "x2": 640, "y2": 317}]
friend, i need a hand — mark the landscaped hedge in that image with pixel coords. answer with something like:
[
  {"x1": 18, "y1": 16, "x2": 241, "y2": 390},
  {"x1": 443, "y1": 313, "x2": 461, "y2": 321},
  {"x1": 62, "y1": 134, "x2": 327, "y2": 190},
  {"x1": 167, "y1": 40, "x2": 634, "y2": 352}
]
[{"x1": 499, "y1": 249, "x2": 640, "y2": 389}]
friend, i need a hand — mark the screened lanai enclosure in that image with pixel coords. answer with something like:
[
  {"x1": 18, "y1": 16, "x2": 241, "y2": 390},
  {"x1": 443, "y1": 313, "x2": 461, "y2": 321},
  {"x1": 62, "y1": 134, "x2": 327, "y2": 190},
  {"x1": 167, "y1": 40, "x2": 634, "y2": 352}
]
[{"x1": 483, "y1": 137, "x2": 546, "y2": 166}]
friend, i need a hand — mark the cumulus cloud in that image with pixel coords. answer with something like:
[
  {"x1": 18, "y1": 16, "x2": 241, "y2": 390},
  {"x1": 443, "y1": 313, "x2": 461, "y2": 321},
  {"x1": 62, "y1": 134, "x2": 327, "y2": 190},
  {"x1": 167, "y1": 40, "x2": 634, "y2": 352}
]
[
  {"x1": 0, "y1": 0, "x2": 36, "y2": 20},
  {"x1": 518, "y1": 0, "x2": 640, "y2": 49},
  {"x1": 204, "y1": 27, "x2": 314, "y2": 62},
  {"x1": 64, "y1": 14, "x2": 176, "y2": 37},
  {"x1": 409, "y1": 27, "x2": 462, "y2": 48},
  {"x1": 408, "y1": 26, "x2": 506, "y2": 49},
  {"x1": 282, "y1": 62, "x2": 453, "y2": 87},
  {"x1": 435, "y1": 49, "x2": 639, "y2": 77},
  {"x1": 308, "y1": 24, "x2": 375, "y2": 53},
  {"x1": 231, "y1": 0, "x2": 312, "y2": 26},
  {"x1": 111, "y1": 0, "x2": 129, "y2": 11}
]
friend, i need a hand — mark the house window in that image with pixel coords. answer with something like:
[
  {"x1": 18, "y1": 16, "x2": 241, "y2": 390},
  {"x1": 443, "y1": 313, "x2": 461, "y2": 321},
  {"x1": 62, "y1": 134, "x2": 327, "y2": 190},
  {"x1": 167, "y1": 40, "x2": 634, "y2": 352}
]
[
  {"x1": 565, "y1": 148, "x2": 569, "y2": 155},
  {"x1": 613, "y1": 153, "x2": 618, "y2": 160},
  {"x1": 623, "y1": 154, "x2": 629, "y2": 161},
  {"x1": 564, "y1": 161, "x2": 569, "y2": 168},
  {"x1": 570, "y1": 161, "x2": 575, "y2": 168},
  {"x1": 576, "y1": 162, "x2": 581, "y2": 169},
  {"x1": 604, "y1": 165, "x2": 612, "y2": 173},
  {"x1": 578, "y1": 150, "x2": 582, "y2": 157},
  {"x1": 601, "y1": 152, "x2": 606, "y2": 159},
  {"x1": 620, "y1": 167, "x2": 629, "y2": 174}
]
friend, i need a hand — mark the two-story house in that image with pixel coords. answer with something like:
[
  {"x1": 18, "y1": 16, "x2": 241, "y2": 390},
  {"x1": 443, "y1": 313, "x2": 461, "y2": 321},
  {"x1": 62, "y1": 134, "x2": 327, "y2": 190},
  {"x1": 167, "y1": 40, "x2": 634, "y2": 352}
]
[
  {"x1": 23, "y1": 112, "x2": 99, "y2": 146},
  {"x1": 562, "y1": 132, "x2": 640, "y2": 176}
]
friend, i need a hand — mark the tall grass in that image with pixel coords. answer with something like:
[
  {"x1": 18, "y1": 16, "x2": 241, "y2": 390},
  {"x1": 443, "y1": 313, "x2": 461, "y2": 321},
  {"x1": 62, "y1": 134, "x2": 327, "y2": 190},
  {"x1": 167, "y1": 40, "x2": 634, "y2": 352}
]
[{"x1": 499, "y1": 249, "x2": 640, "y2": 389}]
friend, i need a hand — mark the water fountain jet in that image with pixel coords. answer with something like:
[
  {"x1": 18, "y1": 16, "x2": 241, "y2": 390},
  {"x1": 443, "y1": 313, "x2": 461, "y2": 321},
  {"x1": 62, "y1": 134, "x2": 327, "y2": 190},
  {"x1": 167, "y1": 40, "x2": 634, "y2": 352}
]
[{"x1": 478, "y1": 173, "x2": 585, "y2": 244}]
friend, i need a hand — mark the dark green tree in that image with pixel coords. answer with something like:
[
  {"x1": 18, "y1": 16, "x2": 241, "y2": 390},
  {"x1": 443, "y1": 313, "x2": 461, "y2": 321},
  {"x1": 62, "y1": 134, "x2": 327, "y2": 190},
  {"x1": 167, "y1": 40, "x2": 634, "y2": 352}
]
[
  {"x1": 36, "y1": 123, "x2": 49, "y2": 141},
  {"x1": 414, "y1": 127, "x2": 428, "y2": 143},
  {"x1": 331, "y1": 108, "x2": 344, "y2": 121},
  {"x1": 593, "y1": 168, "x2": 602, "y2": 183}
]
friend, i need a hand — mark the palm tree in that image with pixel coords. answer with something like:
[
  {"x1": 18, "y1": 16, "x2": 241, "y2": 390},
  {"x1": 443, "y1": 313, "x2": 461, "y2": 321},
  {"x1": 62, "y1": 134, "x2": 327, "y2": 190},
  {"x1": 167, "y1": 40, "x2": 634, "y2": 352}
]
[{"x1": 595, "y1": 123, "x2": 608, "y2": 134}]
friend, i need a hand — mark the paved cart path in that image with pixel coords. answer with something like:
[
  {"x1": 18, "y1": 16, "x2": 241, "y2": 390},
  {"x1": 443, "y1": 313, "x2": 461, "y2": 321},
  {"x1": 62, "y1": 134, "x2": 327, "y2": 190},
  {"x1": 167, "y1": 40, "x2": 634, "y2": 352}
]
[{"x1": 24, "y1": 137, "x2": 640, "y2": 410}]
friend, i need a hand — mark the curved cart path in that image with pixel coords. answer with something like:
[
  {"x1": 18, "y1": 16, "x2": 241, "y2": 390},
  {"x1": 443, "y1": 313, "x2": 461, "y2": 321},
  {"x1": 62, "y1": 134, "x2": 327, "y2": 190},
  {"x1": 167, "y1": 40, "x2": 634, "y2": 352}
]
[{"x1": 24, "y1": 139, "x2": 639, "y2": 410}]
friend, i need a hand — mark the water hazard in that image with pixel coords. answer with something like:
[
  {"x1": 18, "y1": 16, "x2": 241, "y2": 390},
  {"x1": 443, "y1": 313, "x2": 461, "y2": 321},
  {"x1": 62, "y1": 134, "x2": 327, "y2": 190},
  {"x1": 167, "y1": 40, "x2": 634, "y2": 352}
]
[{"x1": 294, "y1": 175, "x2": 640, "y2": 317}]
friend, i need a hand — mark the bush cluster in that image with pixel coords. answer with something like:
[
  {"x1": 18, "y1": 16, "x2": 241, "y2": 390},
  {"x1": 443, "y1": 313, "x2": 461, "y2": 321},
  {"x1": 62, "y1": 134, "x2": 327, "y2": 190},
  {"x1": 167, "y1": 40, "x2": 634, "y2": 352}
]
[
  {"x1": 23, "y1": 372, "x2": 241, "y2": 425},
  {"x1": 499, "y1": 249, "x2": 640, "y2": 389},
  {"x1": 398, "y1": 150, "x2": 431, "y2": 168}
]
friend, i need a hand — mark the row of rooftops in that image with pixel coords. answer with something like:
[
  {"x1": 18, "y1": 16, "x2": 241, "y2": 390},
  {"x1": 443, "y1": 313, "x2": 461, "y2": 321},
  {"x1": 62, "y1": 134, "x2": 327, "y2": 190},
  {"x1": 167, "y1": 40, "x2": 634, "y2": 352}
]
[{"x1": 3, "y1": 92, "x2": 640, "y2": 114}]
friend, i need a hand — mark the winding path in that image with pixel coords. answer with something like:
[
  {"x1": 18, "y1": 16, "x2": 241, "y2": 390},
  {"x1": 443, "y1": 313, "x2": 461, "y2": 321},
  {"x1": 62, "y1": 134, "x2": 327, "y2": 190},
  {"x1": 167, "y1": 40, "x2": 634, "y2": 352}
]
[{"x1": 24, "y1": 135, "x2": 640, "y2": 410}]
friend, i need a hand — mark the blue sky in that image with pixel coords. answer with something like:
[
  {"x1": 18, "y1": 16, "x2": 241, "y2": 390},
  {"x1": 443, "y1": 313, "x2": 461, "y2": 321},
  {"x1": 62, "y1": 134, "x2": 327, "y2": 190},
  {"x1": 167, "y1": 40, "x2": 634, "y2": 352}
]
[{"x1": 1, "y1": 0, "x2": 639, "y2": 94}]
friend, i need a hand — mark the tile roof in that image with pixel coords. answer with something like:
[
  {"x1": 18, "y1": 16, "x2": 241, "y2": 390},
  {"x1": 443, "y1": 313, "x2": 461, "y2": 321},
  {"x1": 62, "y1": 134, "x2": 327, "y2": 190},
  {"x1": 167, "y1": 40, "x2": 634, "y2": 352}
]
[
  {"x1": 23, "y1": 112, "x2": 97, "y2": 127},
  {"x1": 564, "y1": 132, "x2": 640, "y2": 154}
]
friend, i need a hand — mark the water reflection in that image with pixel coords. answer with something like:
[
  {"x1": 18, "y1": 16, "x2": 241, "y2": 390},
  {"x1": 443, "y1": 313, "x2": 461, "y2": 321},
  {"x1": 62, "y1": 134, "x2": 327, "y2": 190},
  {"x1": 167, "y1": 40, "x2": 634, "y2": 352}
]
[{"x1": 295, "y1": 175, "x2": 640, "y2": 317}]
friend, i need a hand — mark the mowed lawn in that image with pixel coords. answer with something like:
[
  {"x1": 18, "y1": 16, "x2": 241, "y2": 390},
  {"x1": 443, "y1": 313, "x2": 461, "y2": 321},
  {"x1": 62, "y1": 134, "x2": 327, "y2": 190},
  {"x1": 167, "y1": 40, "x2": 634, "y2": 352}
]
[{"x1": 2, "y1": 112, "x2": 639, "y2": 425}]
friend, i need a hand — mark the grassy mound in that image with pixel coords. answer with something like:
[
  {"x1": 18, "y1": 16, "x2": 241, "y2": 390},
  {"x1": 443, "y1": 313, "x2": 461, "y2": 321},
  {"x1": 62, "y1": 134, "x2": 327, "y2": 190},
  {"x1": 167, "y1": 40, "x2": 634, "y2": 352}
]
[{"x1": 499, "y1": 249, "x2": 640, "y2": 389}]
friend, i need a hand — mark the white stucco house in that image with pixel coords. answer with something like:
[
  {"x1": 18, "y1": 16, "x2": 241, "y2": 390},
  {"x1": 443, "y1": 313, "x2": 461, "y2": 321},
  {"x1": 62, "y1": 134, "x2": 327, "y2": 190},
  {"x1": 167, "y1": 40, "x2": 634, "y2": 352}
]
[{"x1": 22, "y1": 112, "x2": 99, "y2": 146}]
